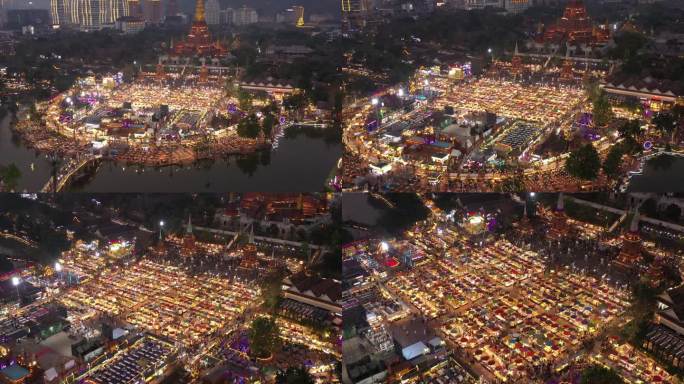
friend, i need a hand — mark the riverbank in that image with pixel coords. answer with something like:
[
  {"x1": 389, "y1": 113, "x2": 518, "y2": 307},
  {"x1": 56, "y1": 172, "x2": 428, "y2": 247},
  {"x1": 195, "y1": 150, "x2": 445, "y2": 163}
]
[
  {"x1": 0, "y1": 113, "x2": 343, "y2": 192},
  {"x1": 12, "y1": 118, "x2": 273, "y2": 166}
]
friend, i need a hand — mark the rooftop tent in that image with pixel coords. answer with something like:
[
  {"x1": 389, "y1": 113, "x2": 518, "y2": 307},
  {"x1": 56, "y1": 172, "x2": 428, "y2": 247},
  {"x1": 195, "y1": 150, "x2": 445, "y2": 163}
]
[
  {"x1": 45, "y1": 367, "x2": 59, "y2": 382},
  {"x1": 401, "y1": 341, "x2": 429, "y2": 361},
  {"x1": 428, "y1": 336, "x2": 444, "y2": 349}
]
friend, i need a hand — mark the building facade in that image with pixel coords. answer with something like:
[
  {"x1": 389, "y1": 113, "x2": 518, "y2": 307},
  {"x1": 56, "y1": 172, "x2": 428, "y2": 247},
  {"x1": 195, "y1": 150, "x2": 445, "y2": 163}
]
[
  {"x1": 232, "y1": 6, "x2": 257, "y2": 26},
  {"x1": 204, "y1": 0, "x2": 219, "y2": 25},
  {"x1": 50, "y1": 0, "x2": 130, "y2": 27}
]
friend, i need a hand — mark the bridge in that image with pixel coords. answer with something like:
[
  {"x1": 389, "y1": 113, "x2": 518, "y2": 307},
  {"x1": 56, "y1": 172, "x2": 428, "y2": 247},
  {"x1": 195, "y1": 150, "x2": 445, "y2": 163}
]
[{"x1": 40, "y1": 154, "x2": 100, "y2": 193}]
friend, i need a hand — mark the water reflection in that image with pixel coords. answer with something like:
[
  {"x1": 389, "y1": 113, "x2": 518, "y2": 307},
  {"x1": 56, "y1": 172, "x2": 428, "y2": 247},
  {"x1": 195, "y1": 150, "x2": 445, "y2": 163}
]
[
  {"x1": 628, "y1": 154, "x2": 684, "y2": 193},
  {"x1": 0, "y1": 114, "x2": 341, "y2": 192}
]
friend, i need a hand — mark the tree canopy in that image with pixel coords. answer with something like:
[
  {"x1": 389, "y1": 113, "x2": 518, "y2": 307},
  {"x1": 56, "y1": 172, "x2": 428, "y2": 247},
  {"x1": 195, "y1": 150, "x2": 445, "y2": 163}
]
[
  {"x1": 237, "y1": 113, "x2": 261, "y2": 139},
  {"x1": 248, "y1": 317, "x2": 281, "y2": 358},
  {"x1": 592, "y1": 91, "x2": 614, "y2": 128},
  {"x1": 0, "y1": 163, "x2": 21, "y2": 191},
  {"x1": 602, "y1": 145, "x2": 624, "y2": 180},
  {"x1": 580, "y1": 364, "x2": 624, "y2": 384},
  {"x1": 565, "y1": 143, "x2": 601, "y2": 181},
  {"x1": 275, "y1": 366, "x2": 315, "y2": 384}
]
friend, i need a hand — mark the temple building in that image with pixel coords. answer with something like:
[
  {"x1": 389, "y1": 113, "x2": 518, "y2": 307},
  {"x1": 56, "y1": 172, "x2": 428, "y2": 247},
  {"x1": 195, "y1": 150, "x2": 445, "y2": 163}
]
[
  {"x1": 540, "y1": 0, "x2": 609, "y2": 46},
  {"x1": 613, "y1": 208, "x2": 644, "y2": 270},
  {"x1": 560, "y1": 48, "x2": 574, "y2": 80},
  {"x1": 181, "y1": 215, "x2": 196, "y2": 256},
  {"x1": 510, "y1": 42, "x2": 523, "y2": 77},
  {"x1": 172, "y1": 0, "x2": 227, "y2": 57},
  {"x1": 656, "y1": 285, "x2": 684, "y2": 336},
  {"x1": 546, "y1": 193, "x2": 573, "y2": 240},
  {"x1": 239, "y1": 225, "x2": 259, "y2": 270}
]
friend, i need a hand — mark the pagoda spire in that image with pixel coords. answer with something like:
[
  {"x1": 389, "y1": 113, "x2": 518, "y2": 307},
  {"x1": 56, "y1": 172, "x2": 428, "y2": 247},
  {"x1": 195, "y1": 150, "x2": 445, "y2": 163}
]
[
  {"x1": 514, "y1": 41, "x2": 519, "y2": 56},
  {"x1": 186, "y1": 214, "x2": 193, "y2": 234},
  {"x1": 194, "y1": 0, "x2": 205, "y2": 23},
  {"x1": 556, "y1": 192, "x2": 564, "y2": 211},
  {"x1": 630, "y1": 207, "x2": 640, "y2": 233}
]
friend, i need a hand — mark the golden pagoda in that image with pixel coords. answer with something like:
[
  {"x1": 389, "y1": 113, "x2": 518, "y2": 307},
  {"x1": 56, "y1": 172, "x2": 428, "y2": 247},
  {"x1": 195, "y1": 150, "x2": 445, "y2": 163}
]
[{"x1": 173, "y1": 0, "x2": 227, "y2": 57}]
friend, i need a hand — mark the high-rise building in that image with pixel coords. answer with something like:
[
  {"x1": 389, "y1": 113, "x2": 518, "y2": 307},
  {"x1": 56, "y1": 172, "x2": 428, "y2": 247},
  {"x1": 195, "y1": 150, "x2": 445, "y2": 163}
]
[
  {"x1": 0, "y1": 0, "x2": 7, "y2": 28},
  {"x1": 219, "y1": 8, "x2": 232, "y2": 24},
  {"x1": 463, "y1": 0, "x2": 503, "y2": 10},
  {"x1": 165, "y1": 0, "x2": 176, "y2": 16},
  {"x1": 232, "y1": 6, "x2": 257, "y2": 26},
  {"x1": 50, "y1": 0, "x2": 130, "y2": 27},
  {"x1": 341, "y1": 0, "x2": 370, "y2": 31},
  {"x1": 504, "y1": 0, "x2": 530, "y2": 13},
  {"x1": 204, "y1": 0, "x2": 220, "y2": 25},
  {"x1": 128, "y1": 0, "x2": 142, "y2": 18},
  {"x1": 144, "y1": 0, "x2": 161, "y2": 23}
]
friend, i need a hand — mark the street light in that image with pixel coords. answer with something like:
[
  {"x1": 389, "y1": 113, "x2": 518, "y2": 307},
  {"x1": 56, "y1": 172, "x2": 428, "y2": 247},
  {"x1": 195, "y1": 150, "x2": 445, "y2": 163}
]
[
  {"x1": 11, "y1": 276, "x2": 20, "y2": 305},
  {"x1": 397, "y1": 88, "x2": 404, "y2": 97},
  {"x1": 54, "y1": 262, "x2": 62, "y2": 272},
  {"x1": 371, "y1": 98, "x2": 381, "y2": 129},
  {"x1": 159, "y1": 220, "x2": 165, "y2": 241},
  {"x1": 380, "y1": 241, "x2": 389, "y2": 252}
]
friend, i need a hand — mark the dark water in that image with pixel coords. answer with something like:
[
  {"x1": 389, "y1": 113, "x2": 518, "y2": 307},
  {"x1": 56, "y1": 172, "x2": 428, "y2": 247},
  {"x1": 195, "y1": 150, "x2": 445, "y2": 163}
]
[
  {"x1": 0, "y1": 115, "x2": 341, "y2": 192},
  {"x1": 341, "y1": 193, "x2": 383, "y2": 225},
  {"x1": 628, "y1": 154, "x2": 684, "y2": 193},
  {"x1": 0, "y1": 114, "x2": 54, "y2": 191}
]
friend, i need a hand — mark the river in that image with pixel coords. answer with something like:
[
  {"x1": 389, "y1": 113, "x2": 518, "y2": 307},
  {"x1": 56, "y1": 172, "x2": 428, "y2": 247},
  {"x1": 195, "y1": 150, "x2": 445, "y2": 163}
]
[
  {"x1": 0, "y1": 113, "x2": 341, "y2": 192},
  {"x1": 627, "y1": 154, "x2": 684, "y2": 193}
]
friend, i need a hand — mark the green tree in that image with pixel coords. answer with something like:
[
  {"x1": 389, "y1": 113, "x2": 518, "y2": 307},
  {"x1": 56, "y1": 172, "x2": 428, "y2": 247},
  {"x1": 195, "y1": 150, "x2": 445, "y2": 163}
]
[
  {"x1": 618, "y1": 119, "x2": 642, "y2": 139},
  {"x1": 237, "y1": 89, "x2": 253, "y2": 111},
  {"x1": 580, "y1": 365, "x2": 623, "y2": 384},
  {"x1": 565, "y1": 143, "x2": 601, "y2": 181},
  {"x1": 602, "y1": 145, "x2": 624, "y2": 179},
  {"x1": 283, "y1": 92, "x2": 308, "y2": 112},
  {"x1": 276, "y1": 366, "x2": 315, "y2": 384},
  {"x1": 237, "y1": 114, "x2": 260, "y2": 138},
  {"x1": 262, "y1": 113, "x2": 277, "y2": 137},
  {"x1": 584, "y1": 77, "x2": 601, "y2": 102},
  {"x1": 592, "y1": 91, "x2": 614, "y2": 128},
  {"x1": 260, "y1": 271, "x2": 283, "y2": 313},
  {"x1": 248, "y1": 317, "x2": 281, "y2": 358},
  {"x1": 609, "y1": 31, "x2": 647, "y2": 61},
  {"x1": 0, "y1": 163, "x2": 21, "y2": 191},
  {"x1": 652, "y1": 112, "x2": 677, "y2": 142}
]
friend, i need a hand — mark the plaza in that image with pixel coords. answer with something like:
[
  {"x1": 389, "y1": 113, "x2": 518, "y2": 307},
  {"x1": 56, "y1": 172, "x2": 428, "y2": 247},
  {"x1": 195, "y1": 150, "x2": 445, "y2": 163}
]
[
  {"x1": 385, "y1": 239, "x2": 630, "y2": 382},
  {"x1": 59, "y1": 258, "x2": 259, "y2": 349}
]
